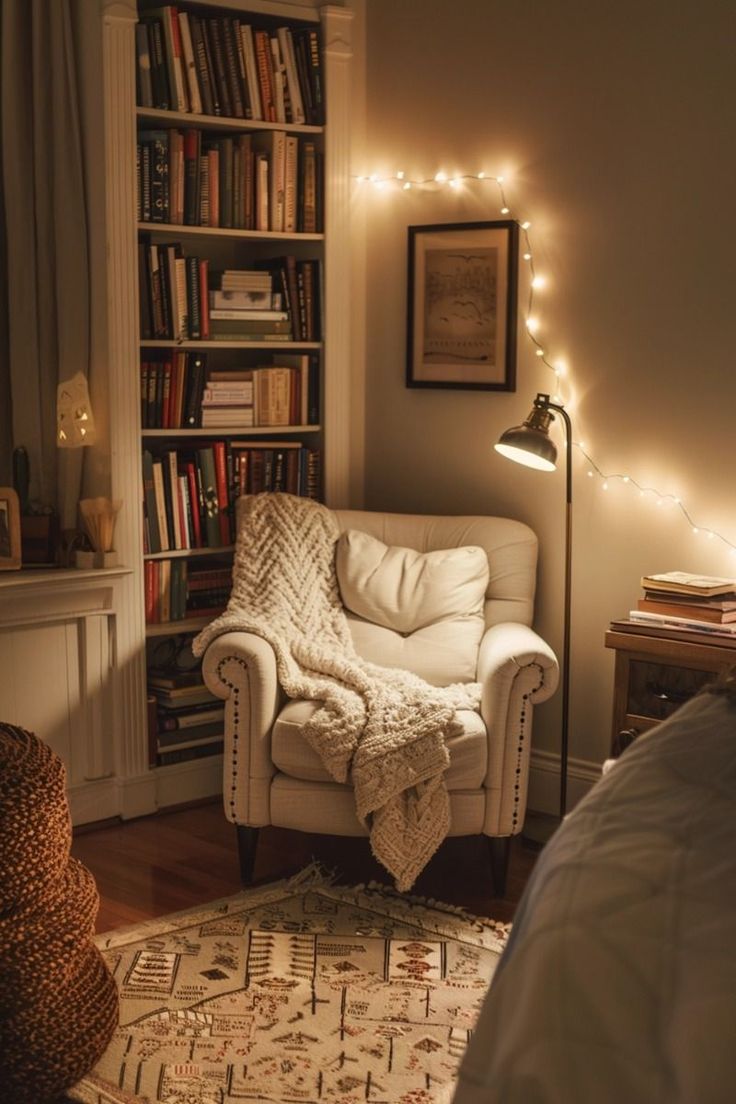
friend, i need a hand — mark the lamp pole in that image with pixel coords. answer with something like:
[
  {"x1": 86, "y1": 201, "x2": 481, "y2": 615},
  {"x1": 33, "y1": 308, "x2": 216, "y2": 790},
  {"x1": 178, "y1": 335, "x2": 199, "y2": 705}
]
[{"x1": 543, "y1": 397, "x2": 571, "y2": 818}]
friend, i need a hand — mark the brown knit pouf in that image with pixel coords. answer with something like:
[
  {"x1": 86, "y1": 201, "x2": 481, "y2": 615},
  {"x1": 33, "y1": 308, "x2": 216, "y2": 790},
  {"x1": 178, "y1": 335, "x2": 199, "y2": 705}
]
[{"x1": 0, "y1": 722, "x2": 119, "y2": 1103}]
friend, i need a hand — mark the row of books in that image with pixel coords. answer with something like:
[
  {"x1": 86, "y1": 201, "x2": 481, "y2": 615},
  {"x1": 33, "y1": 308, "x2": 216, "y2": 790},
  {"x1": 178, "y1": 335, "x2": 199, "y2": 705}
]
[
  {"x1": 144, "y1": 560, "x2": 231, "y2": 625},
  {"x1": 138, "y1": 129, "x2": 322, "y2": 233},
  {"x1": 136, "y1": 8, "x2": 324, "y2": 125},
  {"x1": 139, "y1": 247, "x2": 322, "y2": 343},
  {"x1": 142, "y1": 441, "x2": 321, "y2": 554},
  {"x1": 612, "y1": 571, "x2": 736, "y2": 646},
  {"x1": 141, "y1": 357, "x2": 320, "y2": 430},
  {"x1": 146, "y1": 673, "x2": 225, "y2": 767}
]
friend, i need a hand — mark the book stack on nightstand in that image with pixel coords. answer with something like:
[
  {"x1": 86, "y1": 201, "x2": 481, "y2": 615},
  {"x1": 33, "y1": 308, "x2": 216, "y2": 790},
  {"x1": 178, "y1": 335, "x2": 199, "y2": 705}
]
[
  {"x1": 611, "y1": 571, "x2": 736, "y2": 648},
  {"x1": 606, "y1": 571, "x2": 736, "y2": 758}
]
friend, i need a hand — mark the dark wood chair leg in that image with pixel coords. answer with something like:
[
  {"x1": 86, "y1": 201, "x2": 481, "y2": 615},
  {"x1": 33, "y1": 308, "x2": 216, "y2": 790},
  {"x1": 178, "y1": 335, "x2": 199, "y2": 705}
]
[
  {"x1": 487, "y1": 836, "x2": 512, "y2": 898},
  {"x1": 236, "y1": 825, "x2": 259, "y2": 885}
]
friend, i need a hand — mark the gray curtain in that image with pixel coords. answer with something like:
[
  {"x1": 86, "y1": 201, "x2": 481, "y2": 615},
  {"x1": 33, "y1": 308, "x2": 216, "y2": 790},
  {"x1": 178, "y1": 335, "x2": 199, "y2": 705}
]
[{"x1": 1, "y1": 0, "x2": 91, "y2": 529}]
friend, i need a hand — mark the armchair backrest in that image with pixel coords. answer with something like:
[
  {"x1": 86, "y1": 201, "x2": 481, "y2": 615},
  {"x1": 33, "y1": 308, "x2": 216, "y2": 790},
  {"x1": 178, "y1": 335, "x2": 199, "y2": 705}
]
[
  {"x1": 333, "y1": 510, "x2": 538, "y2": 629},
  {"x1": 333, "y1": 509, "x2": 538, "y2": 686}
]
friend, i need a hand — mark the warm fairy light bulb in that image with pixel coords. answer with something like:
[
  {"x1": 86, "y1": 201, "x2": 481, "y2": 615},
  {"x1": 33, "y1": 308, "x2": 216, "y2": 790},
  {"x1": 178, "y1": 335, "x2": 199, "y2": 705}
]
[
  {"x1": 623, "y1": 476, "x2": 629, "y2": 483},
  {"x1": 396, "y1": 170, "x2": 405, "y2": 179},
  {"x1": 435, "y1": 171, "x2": 447, "y2": 183},
  {"x1": 403, "y1": 181, "x2": 411, "y2": 190},
  {"x1": 501, "y1": 206, "x2": 510, "y2": 214},
  {"x1": 587, "y1": 470, "x2": 594, "y2": 477},
  {"x1": 693, "y1": 527, "x2": 699, "y2": 534},
  {"x1": 478, "y1": 171, "x2": 486, "y2": 179},
  {"x1": 535, "y1": 348, "x2": 544, "y2": 357},
  {"x1": 449, "y1": 177, "x2": 460, "y2": 188},
  {"x1": 521, "y1": 221, "x2": 531, "y2": 230},
  {"x1": 602, "y1": 481, "x2": 609, "y2": 490},
  {"x1": 497, "y1": 176, "x2": 504, "y2": 183},
  {"x1": 356, "y1": 175, "x2": 365, "y2": 183},
  {"x1": 708, "y1": 531, "x2": 715, "y2": 539},
  {"x1": 523, "y1": 252, "x2": 532, "y2": 261},
  {"x1": 526, "y1": 317, "x2": 539, "y2": 333},
  {"x1": 374, "y1": 179, "x2": 385, "y2": 189},
  {"x1": 531, "y1": 275, "x2": 546, "y2": 288}
]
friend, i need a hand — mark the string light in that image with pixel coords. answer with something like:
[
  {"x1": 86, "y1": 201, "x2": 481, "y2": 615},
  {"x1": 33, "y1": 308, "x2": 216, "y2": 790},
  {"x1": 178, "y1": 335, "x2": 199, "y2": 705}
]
[{"x1": 353, "y1": 166, "x2": 736, "y2": 558}]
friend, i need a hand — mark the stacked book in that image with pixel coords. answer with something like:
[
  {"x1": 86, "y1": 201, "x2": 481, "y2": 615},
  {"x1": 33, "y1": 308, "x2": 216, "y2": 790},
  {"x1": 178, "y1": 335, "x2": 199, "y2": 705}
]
[
  {"x1": 611, "y1": 572, "x2": 736, "y2": 646},
  {"x1": 209, "y1": 270, "x2": 292, "y2": 342},
  {"x1": 147, "y1": 669, "x2": 224, "y2": 767}
]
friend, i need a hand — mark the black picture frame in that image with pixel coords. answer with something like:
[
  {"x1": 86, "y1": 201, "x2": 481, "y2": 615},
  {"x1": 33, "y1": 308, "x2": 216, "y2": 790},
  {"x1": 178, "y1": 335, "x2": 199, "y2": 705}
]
[{"x1": 406, "y1": 219, "x2": 519, "y2": 391}]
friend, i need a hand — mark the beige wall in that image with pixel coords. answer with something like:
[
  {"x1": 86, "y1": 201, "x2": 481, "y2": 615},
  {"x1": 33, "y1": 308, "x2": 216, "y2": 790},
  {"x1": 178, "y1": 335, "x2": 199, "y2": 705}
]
[{"x1": 358, "y1": 0, "x2": 736, "y2": 805}]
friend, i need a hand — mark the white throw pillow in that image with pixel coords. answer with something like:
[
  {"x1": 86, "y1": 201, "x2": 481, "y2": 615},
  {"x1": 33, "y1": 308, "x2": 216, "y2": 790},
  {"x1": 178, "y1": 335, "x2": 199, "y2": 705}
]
[{"x1": 335, "y1": 529, "x2": 489, "y2": 634}]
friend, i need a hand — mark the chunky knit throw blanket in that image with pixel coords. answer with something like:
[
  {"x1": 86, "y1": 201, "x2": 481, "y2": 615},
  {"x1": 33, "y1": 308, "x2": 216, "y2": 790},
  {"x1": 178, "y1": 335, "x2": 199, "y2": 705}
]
[{"x1": 193, "y1": 493, "x2": 481, "y2": 891}]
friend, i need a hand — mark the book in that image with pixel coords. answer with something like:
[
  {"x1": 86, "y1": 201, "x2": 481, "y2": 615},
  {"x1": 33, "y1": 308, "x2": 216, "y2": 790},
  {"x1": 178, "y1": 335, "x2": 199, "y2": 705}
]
[
  {"x1": 157, "y1": 704, "x2": 225, "y2": 731},
  {"x1": 206, "y1": 16, "x2": 232, "y2": 118},
  {"x1": 277, "y1": 27, "x2": 305, "y2": 125},
  {"x1": 157, "y1": 739, "x2": 223, "y2": 766},
  {"x1": 636, "y1": 598, "x2": 736, "y2": 624},
  {"x1": 609, "y1": 619, "x2": 736, "y2": 649},
  {"x1": 640, "y1": 572, "x2": 736, "y2": 597},
  {"x1": 146, "y1": 18, "x2": 170, "y2": 111},
  {"x1": 150, "y1": 682, "x2": 219, "y2": 706},
  {"x1": 641, "y1": 589, "x2": 736, "y2": 611},
  {"x1": 628, "y1": 610, "x2": 736, "y2": 635},
  {"x1": 189, "y1": 13, "x2": 216, "y2": 117},
  {"x1": 252, "y1": 130, "x2": 286, "y2": 232},
  {"x1": 201, "y1": 408, "x2": 254, "y2": 427},
  {"x1": 177, "y1": 11, "x2": 202, "y2": 115},
  {"x1": 209, "y1": 290, "x2": 272, "y2": 309},
  {"x1": 239, "y1": 24, "x2": 262, "y2": 121},
  {"x1": 209, "y1": 309, "x2": 288, "y2": 322},
  {"x1": 197, "y1": 446, "x2": 221, "y2": 547},
  {"x1": 135, "y1": 22, "x2": 154, "y2": 108}
]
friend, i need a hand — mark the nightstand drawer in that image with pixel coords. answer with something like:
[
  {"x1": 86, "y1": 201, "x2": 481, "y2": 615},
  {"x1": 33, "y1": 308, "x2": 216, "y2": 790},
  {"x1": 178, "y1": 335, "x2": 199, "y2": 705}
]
[{"x1": 627, "y1": 660, "x2": 714, "y2": 722}]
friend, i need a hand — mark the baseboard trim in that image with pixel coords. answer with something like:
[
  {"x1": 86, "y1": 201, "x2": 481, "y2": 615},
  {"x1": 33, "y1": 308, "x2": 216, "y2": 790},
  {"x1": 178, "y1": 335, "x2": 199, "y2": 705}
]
[{"x1": 527, "y1": 749, "x2": 602, "y2": 817}]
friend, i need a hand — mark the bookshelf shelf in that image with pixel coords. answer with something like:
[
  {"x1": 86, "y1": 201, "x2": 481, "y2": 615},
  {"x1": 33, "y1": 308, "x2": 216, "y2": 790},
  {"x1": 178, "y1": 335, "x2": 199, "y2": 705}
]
[
  {"x1": 136, "y1": 106, "x2": 323, "y2": 136},
  {"x1": 142, "y1": 424, "x2": 321, "y2": 438},
  {"x1": 140, "y1": 340, "x2": 322, "y2": 350},
  {"x1": 144, "y1": 546, "x2": 235, "y2": 560},
  {"x1": 137, "y1": 222, "x2": 324, "y2": 242}
]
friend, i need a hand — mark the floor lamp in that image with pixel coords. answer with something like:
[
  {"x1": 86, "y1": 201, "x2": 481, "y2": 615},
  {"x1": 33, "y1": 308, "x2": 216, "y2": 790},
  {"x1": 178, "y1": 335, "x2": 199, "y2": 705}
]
[{"x1": 495, "y1": 392, "x2": 571, "y2": 819}]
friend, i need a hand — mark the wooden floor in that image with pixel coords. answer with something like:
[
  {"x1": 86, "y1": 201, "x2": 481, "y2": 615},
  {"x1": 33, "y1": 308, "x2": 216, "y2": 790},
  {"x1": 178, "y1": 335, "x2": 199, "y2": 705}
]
[{"x1": 71, "y1": 801, "x2": 540, "y2": 933}]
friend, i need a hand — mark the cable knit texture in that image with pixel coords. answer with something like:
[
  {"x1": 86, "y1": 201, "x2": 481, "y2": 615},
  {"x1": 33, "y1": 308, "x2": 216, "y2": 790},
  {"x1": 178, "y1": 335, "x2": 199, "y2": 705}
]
[{"x1": 193, "y1": 493, "x2": 482, "y2": 890}]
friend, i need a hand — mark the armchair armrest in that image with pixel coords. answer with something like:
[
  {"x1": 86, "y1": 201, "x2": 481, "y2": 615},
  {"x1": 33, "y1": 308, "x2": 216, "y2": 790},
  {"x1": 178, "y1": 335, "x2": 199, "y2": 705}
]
[
  {"x1": 476, "y1": 622, "x2": 560, "y2": 835},
  {"x1": 200, "y1": 631, "x2": 283, "y2": 827}
]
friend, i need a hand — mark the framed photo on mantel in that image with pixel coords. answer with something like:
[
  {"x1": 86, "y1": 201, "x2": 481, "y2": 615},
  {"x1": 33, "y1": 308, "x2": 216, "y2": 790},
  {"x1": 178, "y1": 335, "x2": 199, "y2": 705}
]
[
  {"x1": 406, "y1": 220, "x2": 519, "y2": 391},
  {"x1": 0, "y1": 487, "x2": 21, "y2": 570}
]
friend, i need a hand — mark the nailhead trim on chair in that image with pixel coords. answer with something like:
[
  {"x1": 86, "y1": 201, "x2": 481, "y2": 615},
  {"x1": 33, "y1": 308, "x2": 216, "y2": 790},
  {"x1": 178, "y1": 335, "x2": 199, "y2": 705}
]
[
  {"x1": 216, "y1": 656, "x2": 247, "y2": 824},
  {"x1": 511, "y1": 665, "x2": 545, "y2": 832}
]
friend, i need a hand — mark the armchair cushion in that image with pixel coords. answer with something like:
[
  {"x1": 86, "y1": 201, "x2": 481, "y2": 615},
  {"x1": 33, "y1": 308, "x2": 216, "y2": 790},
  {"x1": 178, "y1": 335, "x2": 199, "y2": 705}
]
[
  {"x1": 272, "y1": 699, "x2": 488, "y2": 790},
  {"x1": 336, "y1": 529, "x2": 489, "y2": 684}
]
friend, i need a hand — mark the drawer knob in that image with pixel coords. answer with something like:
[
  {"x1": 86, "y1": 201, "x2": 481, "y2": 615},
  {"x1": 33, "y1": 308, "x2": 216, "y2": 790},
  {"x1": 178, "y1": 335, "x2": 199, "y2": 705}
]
[{"x1": 645, "y1": 681, "x2": 691, "y2": 705}]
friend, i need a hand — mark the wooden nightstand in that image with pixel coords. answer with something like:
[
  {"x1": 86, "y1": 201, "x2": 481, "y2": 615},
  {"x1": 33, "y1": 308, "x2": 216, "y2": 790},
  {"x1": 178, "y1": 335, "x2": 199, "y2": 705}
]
[{"x1": 605, "y1": 628, "x2": 736, "y2": 757}]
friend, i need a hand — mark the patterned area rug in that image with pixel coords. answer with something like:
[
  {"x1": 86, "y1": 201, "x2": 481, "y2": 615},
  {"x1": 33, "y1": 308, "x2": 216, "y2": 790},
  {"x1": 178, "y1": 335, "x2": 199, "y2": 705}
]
[{"x1": 69, "y1": 866, "x2": 509, "y2": 1104}]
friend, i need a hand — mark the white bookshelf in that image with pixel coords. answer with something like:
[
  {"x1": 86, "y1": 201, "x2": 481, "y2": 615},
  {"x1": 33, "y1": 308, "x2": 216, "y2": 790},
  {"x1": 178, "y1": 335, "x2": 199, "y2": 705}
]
[{"x1": 101, "y1": 0, "x2": 352, "y2": 821}]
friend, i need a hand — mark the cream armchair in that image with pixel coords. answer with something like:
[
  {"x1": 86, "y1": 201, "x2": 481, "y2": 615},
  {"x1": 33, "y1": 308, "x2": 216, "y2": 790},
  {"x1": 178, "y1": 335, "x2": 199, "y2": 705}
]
[{"x1": 200, "y1": 509, "x2": 559, "y2": 895}]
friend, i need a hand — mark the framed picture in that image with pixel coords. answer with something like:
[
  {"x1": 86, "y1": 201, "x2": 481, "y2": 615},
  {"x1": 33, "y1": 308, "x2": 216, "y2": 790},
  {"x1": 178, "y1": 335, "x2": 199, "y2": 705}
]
[
  {"x1": 0, "y1": 487, "x2": 21, "y2": 570},
  {"x1": 406, "y1": 220, "x2": 519, "y2": 390}
]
